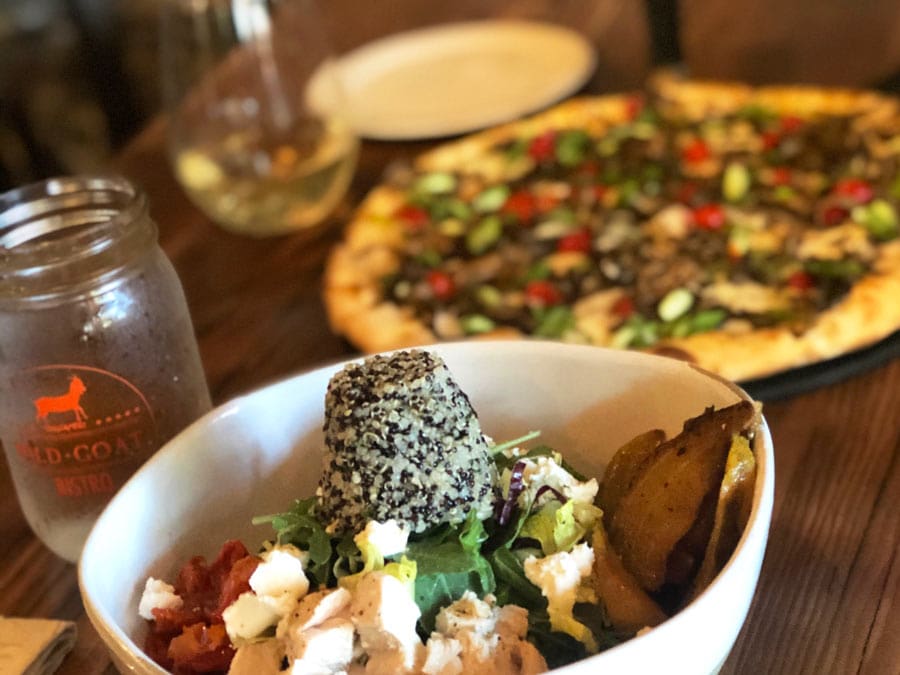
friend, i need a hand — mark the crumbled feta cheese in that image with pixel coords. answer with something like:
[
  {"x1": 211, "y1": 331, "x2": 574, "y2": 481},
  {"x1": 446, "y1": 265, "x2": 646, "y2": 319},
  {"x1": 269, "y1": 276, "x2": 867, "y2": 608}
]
[
  {"x1": 228, "y1": 639, "x2": 285, "y2": 675},
  {"x1": 518, "y1": 456, "x2": 598, "y2": 506},
  {"x1": 435, "y1": 591, "x2": 497, "y2": 638},
  {"x1": 355, "y1": 520, "x2": 409, "y2": 559},
  {"x1": 279, "y1": 587, "x2": 352, "y2": 638},
  {"x1": 290, "y1": 617, "x2": 355, "y2": 674},
  {"x1": 251, "y1": 546, "x2": 310, "y2": 616},
  {"x1": 138, "y1": 577, "x2": 183, "y2": 620},
  {"x1": 524, "y1": 543, "x2": 594, "y2": 610},
  {"x1": 223, "y1": 592, "x2": 281, "y2": 644},
  {"x1": 275, "y1": 588, "x2": 351, "y2": 644},
  {"x1": 430, "y1": 593, "x2": 547, "y2": 675},
  {"x1": 350, "y1": 571, "x2": 421, "y2": 671},
  {"x1": 420, "y1": 635, "x2": 463, "y2": 675},
  {"x1": 524, "y1": 543, "x2": 596, "y2": 650}
]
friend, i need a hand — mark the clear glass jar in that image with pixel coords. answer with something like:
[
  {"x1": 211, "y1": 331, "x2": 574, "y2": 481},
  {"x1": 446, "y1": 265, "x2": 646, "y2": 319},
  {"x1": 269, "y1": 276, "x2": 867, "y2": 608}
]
[{"x1": 0, "y1": 176, "x2": 212, "y2": 562}]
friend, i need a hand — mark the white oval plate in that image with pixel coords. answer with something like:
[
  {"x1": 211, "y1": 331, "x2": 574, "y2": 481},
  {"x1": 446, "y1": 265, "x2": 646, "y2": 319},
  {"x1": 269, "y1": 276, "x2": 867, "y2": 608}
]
[{"x1": 318, "y1": 20, "x2": 597, "y2": 140}]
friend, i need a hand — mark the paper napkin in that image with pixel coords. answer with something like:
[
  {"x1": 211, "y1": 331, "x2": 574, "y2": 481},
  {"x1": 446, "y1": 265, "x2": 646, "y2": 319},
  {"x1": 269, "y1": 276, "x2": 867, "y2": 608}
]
[{"x1": 0, "y1": 617, "x2": 77, "y2": 675}]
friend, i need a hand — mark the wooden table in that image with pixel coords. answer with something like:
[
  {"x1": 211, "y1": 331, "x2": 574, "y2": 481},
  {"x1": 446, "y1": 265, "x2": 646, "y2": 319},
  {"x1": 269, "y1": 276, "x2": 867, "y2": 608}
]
[{"x1": 3, "y1": 7, "x2": 900, "y2": 673}]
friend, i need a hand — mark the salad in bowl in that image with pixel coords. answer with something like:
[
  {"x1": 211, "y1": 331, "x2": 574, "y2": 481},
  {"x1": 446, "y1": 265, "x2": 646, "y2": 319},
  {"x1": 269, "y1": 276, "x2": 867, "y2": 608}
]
[{"x1": 131, "y1": 349, "x2": 762, "y2": 675}]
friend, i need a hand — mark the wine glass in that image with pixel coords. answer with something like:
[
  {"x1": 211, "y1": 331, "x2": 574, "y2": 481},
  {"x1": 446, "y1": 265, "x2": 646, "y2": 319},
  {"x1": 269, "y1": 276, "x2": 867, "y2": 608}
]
[{"x1": 159, "y1": 0, "x2": 358, "y2": 237}]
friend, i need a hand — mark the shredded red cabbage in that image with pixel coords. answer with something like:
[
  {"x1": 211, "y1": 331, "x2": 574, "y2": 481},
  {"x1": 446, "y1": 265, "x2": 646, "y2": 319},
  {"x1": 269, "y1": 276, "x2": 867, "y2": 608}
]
[
  {"x1": 497, "y1": 462, "x2": 570, "y2": 527},
  {"x1": 535, "y1": 484, "x2": 567, "y2": 504},
  {"x1": 498, "y1": 460, "x2": 527, "y2": 526}
]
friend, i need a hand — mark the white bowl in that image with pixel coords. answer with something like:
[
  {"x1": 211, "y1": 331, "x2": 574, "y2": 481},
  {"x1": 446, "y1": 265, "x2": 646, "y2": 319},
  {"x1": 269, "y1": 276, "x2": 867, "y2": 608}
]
[{"x1": 79, "y1": 341, "x2": 774, "y2": 675}]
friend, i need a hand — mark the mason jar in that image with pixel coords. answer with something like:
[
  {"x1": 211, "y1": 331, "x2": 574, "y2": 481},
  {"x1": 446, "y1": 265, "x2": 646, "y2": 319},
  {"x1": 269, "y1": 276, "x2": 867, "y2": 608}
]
[{"x1": 0, "y1": 176, "x2": 212, "y2": 562}]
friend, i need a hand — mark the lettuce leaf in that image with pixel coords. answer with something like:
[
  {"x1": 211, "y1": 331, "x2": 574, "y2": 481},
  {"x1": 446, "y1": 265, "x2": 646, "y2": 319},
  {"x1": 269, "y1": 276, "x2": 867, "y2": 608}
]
[
  {"x1": 521, "y1": 500, "x2": 603, "y2": 555},
  {"x1": 407, "y1": 512, "x2": 496, "y2": 632}
]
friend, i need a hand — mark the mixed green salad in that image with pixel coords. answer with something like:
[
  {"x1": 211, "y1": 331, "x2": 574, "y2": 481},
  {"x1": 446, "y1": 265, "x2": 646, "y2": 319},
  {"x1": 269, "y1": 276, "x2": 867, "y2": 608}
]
[
  {"x1": 255, "y1": 432, "x2": 616, "y2": 669},
  {"x1": 138, "y1": 350, "x2": 758, "y2": 675}
]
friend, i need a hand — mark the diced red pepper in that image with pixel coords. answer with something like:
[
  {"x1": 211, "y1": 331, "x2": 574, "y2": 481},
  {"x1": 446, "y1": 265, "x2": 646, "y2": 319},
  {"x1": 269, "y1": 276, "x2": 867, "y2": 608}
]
[
  {"x1": 682, "y1": 139, "x2": 711, "y2": 164},
  {"x1": 822, "y1": 205, "x2": 850, "y2": 226},
  {"x1": 625, "y1": 94, "x2": 645, "y2": 120},
  {"x1": 772, "y1": 167, "x2": 792, "y2": 186},
  {"x1": 528, "y1": 131, "x2": 557, "y2": 162},
  {"x1": 761, "y1": 131, "x2": 781, "y2": 151},
  {"x1": 787, "y1": 270, "x2": 815, "y2": 290},
  {"x1": 556, "y1": 228, "x2": 592, "y2": 253},
  {"x1": 524, "y1": 280, "x2": 562, "y2": 307},
  {"x1": 592, "y1": 184, "x2": 608, "y2": 202},
  {"x1": 779, "y1": 115, "x2": 804, "y2": 133},
  {"x1": 501, "y1": 190, "x2": 537, "y2": 222},
  {"x1": 833, "y1": 178, "x2": 874, "y2": 204},
  {"x1": 426, "y1": 270, "x2": 456, "y2": 301},
  {"x1": 396, "y1": 204, "x2": 430, "y2": 232},
  {"x1": 611, "y1": 295, "x2": 635, "y2": 318},
  {"x1": 692, "y1": 204, "x2": 726, "y2": 231}
]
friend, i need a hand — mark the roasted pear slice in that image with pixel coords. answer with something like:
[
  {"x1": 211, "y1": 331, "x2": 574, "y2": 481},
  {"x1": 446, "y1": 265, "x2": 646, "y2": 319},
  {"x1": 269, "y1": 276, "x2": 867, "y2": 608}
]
[
  {"x1": 599, "y1": 428, "x2": 666, "y2": 518},
  {"x1": 591, "y1": 524, "x2": 668, "y2": 633},
  {"x1": 690, "y1": 433, "x2": 758, "y2": 597},
  {"x1": 604, "y1": 401, "x2": 755, "y2": 591}
]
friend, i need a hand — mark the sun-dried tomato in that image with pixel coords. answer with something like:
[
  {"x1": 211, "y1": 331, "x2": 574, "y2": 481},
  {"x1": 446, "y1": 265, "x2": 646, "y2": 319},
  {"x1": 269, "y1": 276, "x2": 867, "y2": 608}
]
[
  {"x1": 214, "y1": 554, "x2": 260, "y2": 620},
  {"x1": 168, "y1": 623, "x2": 235, "y2": 674},
  {"x1": 145, "y1": 540, "x2": 258, "y2": 674}
]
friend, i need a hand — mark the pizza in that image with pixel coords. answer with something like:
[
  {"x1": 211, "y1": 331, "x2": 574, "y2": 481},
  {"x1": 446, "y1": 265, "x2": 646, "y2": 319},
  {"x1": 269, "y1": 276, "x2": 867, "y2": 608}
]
[{"x1": 323, "y1": 72, "x2": 900, "y2": 383}]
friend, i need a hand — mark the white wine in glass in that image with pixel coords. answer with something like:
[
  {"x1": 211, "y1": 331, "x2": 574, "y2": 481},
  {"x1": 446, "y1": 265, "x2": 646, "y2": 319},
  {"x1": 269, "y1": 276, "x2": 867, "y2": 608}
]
[{"x1": 161, "y1": 0, "x2": 358, "y2": 237}]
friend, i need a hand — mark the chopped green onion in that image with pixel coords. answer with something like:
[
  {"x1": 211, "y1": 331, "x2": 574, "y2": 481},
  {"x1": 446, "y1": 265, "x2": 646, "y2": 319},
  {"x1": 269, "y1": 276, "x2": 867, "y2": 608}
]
[
  {"x1": 414, "y1": 172, "x2": 457, "y2": 194},
  {"x1": 736, "y1": 104, "x2": 777, "y2": 124},
  {"x1": 853, "y1": 199, "x2": 899, "y2": 240},
  {"x1": 804, "y1": 259, "x2": 865, "y2": 279},
  {"x1": 473, "y1": 185, "x2": 511, "y2": 213},
  {"x1": 475, "y1": 285, "x2": 503, "y2": 308},
  {"x1": 524, "y1": 261, "x2": 551, "y2": 282},
  {"x1": 461, "y1": 314, "x2": 496, "y2": 334},
  {"x1": 691, "y1": 309, "x2": 727, "y2": 333},
  {"x1": 556, "y1": 130, "x2": 591, "y2": 167},
  {"x1": 415, "y1": 249, "x2": 442, "y2": 268},
  {"x1": 773, "y1": 185, "x2": 796, "y2": 202},
  {"x1": 533, "y1": 306, "x2": 574, "y2": 338},
  {"x1": 437, "y1": 218, "x2": 466, "y2": 237},
  {"x1": 723, "y1": 162, "x2": 751, "y2": 202},
  {"x1": 610, "y1": 324, "x2": 637, "y2": 349},
  {"x1": 657, "y1": 288, "x2": 695, "y2": 322},
  {"x1": 466, "y1": 215, "x2": 503, "y2": 255}
]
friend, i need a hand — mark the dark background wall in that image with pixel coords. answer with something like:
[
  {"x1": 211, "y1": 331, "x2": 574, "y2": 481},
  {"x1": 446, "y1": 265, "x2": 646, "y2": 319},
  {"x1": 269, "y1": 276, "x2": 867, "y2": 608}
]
[{"x1": 2, "y1": 0, "x2": 900, "y2": 194}]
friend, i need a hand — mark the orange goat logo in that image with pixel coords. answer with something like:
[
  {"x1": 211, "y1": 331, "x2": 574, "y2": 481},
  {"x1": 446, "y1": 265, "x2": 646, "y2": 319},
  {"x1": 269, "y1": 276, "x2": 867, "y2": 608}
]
[{"x1": 34, "y1": 376, "x2": 88, "y2": 424}]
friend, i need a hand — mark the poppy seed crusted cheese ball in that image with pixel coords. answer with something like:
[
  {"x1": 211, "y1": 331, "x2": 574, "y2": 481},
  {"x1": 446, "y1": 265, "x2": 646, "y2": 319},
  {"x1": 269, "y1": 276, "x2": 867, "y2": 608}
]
[{"x1": 317, "y1": 350, "x2": 496, "y2": 534}]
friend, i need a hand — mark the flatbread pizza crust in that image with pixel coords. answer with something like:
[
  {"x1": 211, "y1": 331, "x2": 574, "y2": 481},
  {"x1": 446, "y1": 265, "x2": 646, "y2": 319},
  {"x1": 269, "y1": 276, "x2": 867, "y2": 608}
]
[{"x1": 325, "y1": 75, "x2": 900, "y2": 382}]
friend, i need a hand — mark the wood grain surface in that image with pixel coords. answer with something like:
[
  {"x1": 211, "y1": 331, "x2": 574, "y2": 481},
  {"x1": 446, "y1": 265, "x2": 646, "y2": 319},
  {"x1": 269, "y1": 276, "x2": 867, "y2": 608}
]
[{"x1": 1, "y1": 3, "x2": 899, "y2": 674}]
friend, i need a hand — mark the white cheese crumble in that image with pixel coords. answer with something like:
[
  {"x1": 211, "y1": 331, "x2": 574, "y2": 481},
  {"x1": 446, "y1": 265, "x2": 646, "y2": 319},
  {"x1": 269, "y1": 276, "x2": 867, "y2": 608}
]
[
  {"x1": 517, "y1": 456, "x2": 599, "y2": 507},
  {"x1": 354, "y1": 519, "x2": 410, "y2": 560},
  {"x1": 138, "y1": 577, "x2": 183, "y2": 620}
]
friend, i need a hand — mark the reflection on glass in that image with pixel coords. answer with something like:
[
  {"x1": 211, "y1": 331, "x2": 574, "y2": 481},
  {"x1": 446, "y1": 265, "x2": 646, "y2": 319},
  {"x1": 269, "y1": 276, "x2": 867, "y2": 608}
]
[{"x1": 160, "y1": 0, "x2": 358, "y2": 237}]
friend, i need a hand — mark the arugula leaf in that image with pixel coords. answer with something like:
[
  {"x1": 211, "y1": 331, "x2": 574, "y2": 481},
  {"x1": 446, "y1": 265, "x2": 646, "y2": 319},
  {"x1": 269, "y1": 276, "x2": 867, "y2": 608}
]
[
  {"x1": 489, "y1": 546, "x2": 544, "y2": 608},
  {"x1": 407, "y1": 512, "x2": 496, "y2": 632},
  {"x1": 528, "y1": 608, "x2": 590, "y2": 670},
  {"x1": 493, "y1": 444, "x2": 588, "y2": 481},
  {"x1": 252, "y1": 498, "x2": 333, "y2": 585},
  {"x1": 489, "y1": 430, "x2": 542, "y2": 457}
]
